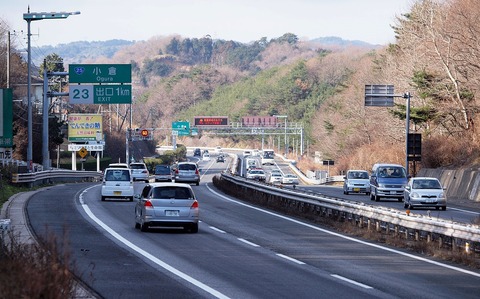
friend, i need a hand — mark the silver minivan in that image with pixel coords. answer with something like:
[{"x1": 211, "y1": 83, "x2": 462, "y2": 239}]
[{"x1": 369, "y1": 163, "x2": 408, "y2": 202}]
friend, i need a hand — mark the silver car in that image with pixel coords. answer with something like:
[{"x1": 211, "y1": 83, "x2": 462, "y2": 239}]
[
  {"x1": 174, "y1": 162, "x2": 200, "y2": 186},
  {"x1": 404, "y1": 177, "x2": 447, "y2": 210},
  {"x1": 130, "y1": 162, "x2": 149, "y2": 182},
  {"x1": 134, "y1": 183, "x2": 199, "y2": 233},
  {"x1": 343, "y1": 170, "x2": 370, "y2": 195}
]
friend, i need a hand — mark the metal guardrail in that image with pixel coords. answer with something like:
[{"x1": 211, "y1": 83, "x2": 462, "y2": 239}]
[
  {"x1": 12, "y1": 169, "x2": 102, "y2": 186},
  {"x1": 220, "y1": 173, "x2": 480, "y2": 246}
]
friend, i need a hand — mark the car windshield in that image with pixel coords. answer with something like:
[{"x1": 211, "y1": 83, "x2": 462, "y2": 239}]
[
  {"x1": 105, "y1": 169, "x2": 130, "y2": 181},
  {"x1": 413, "y1": 179, "x2": 442, "y2": 189},
  {"x1": 152, "y1": 186, "x2": 193, "y2": 199},
  {"x1": 378, "y1": 167, "x2": 406, "y2": 178},
  {"x1": 348, "y1": 171, "x2": 368, "y2": 179}
]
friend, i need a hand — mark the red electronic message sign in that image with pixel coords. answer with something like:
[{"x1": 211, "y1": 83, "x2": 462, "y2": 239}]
[{"x1": 194, "y1": 116, "x2": 229, "y2": 126}]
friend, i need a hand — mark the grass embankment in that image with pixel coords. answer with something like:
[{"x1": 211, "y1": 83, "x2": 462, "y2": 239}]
[{"x1": 0, "y1": 178, "x2": 79, "y2": 298}]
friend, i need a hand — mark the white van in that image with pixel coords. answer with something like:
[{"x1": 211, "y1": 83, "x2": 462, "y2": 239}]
[{"x1": 101, "y1": 167, "x2": 134, "y2": 201}]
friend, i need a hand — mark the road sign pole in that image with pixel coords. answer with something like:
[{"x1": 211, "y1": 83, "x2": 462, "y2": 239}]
[{"x1": 404, "y1": 92, "x2": 411, "y2": 176}]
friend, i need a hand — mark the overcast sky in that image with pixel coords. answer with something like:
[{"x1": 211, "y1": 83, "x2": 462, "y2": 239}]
[{"x1": 2, "y1": 0, "x2": 412, "y2": 48}]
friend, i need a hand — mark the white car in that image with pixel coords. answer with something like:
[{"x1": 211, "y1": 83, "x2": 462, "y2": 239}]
[
  {"x1": 101, "y1": 167, "x2": 134, "y2": 201},
  {"x1": 404, "y1": 177, "x2": 447, "y2": 210},
  {"x1": 269, "y1": 172, "x2": 283, "y2": 184},
  {"x1": 246, "y1": 168, "x2": 266, "y2": 181},
  {"x1": 202, "y1": 153, "x2": 211, "y2": 161},
  {"x1": 343, "y1": 170, "x2": 370, "y2": 195},
  {"x1": 129, "y1": 162, "x2": 149, "y2": 182},
  {"x1": 282, "y1": 174, "x2": 299, "y2": 185}
]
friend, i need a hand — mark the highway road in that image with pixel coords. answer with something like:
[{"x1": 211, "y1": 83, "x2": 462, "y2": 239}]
[{"x1": 26, "y1": 156, "x2": 480, "y2": 298}]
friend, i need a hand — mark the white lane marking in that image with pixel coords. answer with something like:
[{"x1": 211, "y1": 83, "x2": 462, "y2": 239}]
[
  {"x1": 238, "y1": 238, "x2": 260, "y2": 247},
  {"x1": 209, "y1": 226, "x2": 226, "y2": 233},
  {"x1": 205, "y1": 184, "x2": 480, "y2": 278},
  {"x1": 276, "y1": 254, "x2": 305, "y2": 265},
  {"x1": 449, "y1": 207, "x2": 480, "y2": 215},
  {"x1": 79, "y1": 187, "x2": 230, "y2": 299},
  {"x1": 331, "y1": 274, "x2": 373, "y2": 289}
]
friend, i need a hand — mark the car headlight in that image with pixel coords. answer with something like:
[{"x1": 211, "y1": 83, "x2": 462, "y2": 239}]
[
  {"x1": 410, "y1": 192, "x2": 420, "y2": 199},
  {"x1": 438, "y1": 192, "x2": 446, "y2": 200},
  {"x1": 378, "y1": 183, "x2": 386, "y2": 188}
]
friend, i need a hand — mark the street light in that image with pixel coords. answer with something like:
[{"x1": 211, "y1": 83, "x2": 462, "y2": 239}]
[
  {"x1": 24, "y1": 8, "x2": 80, "y2": 171},
  {"x1": 274, "y1": 115, "x2": 288, "y2": 156}
]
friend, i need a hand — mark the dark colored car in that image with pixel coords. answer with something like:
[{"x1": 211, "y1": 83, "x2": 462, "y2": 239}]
[
  {"x1": 193, "y1": 148, "x2": 201, "y2": 157},
  {"x1": 216, "y1": 155, "x2": 225, "y2": 163},
  {"x1": 154, "y1": 164, "x2": 173, "y2": 182}
]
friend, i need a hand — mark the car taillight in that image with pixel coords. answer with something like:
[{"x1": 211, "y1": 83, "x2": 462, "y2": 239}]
[
  {"x1": 175, "y1": 169, "x2": 179, "y2": 174},
  {"x1": 191, "y1": 200, "x2": 198, "y2": 209},
  {"x1": 144, "y1": 200, "x2": 153, "y2": 208},
  {"x1": 142, "y1": 170, "x2": 148, "y2": 174},
  {"x1": 195, "y1": 169, "x2": 199, "y2": 175}
]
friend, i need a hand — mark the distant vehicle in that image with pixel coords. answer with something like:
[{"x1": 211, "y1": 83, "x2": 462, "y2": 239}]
[
  {"x1": 174, "y1": 162, "x2": 200, "y2": 186},
  {"x1": 245, "y1": 157, "x2": 258, "y2": 170},
  {"x1": 268, "y1": 172, "x2": 283, "y2": 184},
  {"x1": 193, "y1": 148, "x2": 201, "y2": 157},
  {"x1": 154, "y1": 164, "x2": 173, "y2": 182},
  {"x1": 215, "y1": 146, "x2": 223, "y2": 153},
  {"x1": 202, "y1": 152, "x2": 211, "y2": 161},
  {"x1": 108, "y1": 163, "x2": 129, "y2": 169},
  {"x1": 216, "y1": 155, "x2": 225, "y2": 163},
  {"x1": 404, "y1": 177, "x2": 447, "y2": 210},
  {"x1": 243, "y1": 150, "x2": 252, "y2": 157},
  {"x1": 101, "y1": 168, "x2": 134, "y2": 201},
  {"x1": 343, "y1": 170, "x2": 370, "y2": 195},
  {"x1": 261, "y1": 149, "x2": 275, "y2": 165},
  {"x1": 129, "y1": 162, "x2": 149, "y2": 183},
  {"x1": 282, "y1": 174, "x2": 299, "y2": 185},
  {"x1": 369, "y1": 163, "x2": 408, "y2": 202},
  {"x1": 246, "y1": 168, "x2": 266, "y2": 181},
  {"x1": 252, "y1": 149, "x2": 260, "y2": 157},
  {"x1": 135, "y1": 182, "x2": 199, "y2": 233}
]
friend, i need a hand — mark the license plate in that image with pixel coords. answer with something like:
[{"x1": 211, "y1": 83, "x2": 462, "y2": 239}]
[
  {"x1": 114, "y1": 191, "x2": 121, "y2": 195},
  {"x1": 353, "y1": 188, "x2": 360, "y2": 192},
  {"x1": 166, "y1": 210, "x2": 179, "y2": 216},
  {"x1": 426, "y1": 199, "x2": 436, "y2": 203}
]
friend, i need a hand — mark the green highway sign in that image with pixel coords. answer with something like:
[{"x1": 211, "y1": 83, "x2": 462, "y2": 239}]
[
  {"x1": 0, "y1": 89, "x2": 13, "y2": 147},
  {"x1": 69, "y1": 64, "x2": 131, "y2": 83},
  {"x1": 172, "y1": 121, "x2": 190, "y2": 136},
  {"x1": 69, "y1": 84, "x2": 132, "y2": 104}
]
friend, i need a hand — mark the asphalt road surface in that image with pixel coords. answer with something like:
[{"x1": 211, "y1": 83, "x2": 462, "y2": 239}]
[{"x1": 26, "y1": 161, "x2": 480, "y2": 298}]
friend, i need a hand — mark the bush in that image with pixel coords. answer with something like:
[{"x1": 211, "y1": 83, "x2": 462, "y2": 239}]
[{"x1": 0, "y1": 230, "x2": 77, "y2": 298}]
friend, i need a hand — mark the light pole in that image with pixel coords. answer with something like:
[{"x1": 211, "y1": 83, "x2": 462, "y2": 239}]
[
  {"x1": 274, "y1": 115, "x2": 288, "y2": 155},
  {"x1": 24, "y1": 8, "x2": 80, "y2": 171}
]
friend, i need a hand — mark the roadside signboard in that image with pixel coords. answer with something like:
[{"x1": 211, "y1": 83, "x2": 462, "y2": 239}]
[
  {"x1": 0, "y1": 89, "x2": 13, "y2": 147},
  {"x1": 68, "y1": 143, "x2": 104, "y2": 151},
  {"x1": 172, "y1": 121, "x2": 190, "y2": 136},
  {"x1": 69, "y1": 64, "x2": 131, "y2": 83},
  {"x1": 194, "y1": 116, "x2": 228, "y2": 127},
  {"x1": 364, "y1": 85, "x2": 394, "y2": 107},
  {"x1": 69, "y1": 84, "x2": 132, "y2": 104},
  {"x1": 67, "y1": 114, "x2": 103, "y2": 142}
]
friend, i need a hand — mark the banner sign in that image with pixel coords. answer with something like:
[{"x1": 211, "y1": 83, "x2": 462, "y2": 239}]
[{"x1": 68, "y1": 114, "x2": 103, "y2": 142}]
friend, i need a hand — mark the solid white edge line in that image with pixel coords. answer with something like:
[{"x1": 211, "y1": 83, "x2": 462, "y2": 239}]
[
  {"x1": 209, "y1": 226, "x2": 226, "y2": 233},
  {"x1": 449, "y1": 207, "x2": 480, "y2": 215},
  {"x1": 79, "y1": 187, "x2": 230, "y2": 299},
  {"x1": 331, "y1": 274, "x2": 373, "y2": 289},
  {"x1": 205, "y1": 184, "x2": 480, "y2": 278},
  {"x1": 238, "y1": 238, "x2": 260, "y2": 247},
  {"x1": 276, "y1": 254, "x2": 305, "y2": 265}
]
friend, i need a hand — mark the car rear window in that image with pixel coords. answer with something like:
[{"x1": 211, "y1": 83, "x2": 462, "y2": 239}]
[
  {"x1": 130, "y1": 164, "x2": 146, "y2": 169},
  {"x1": 178, "y1": 164, "x2": 197, "y2": 171},
  {"x1": 152, "y1": 187, "x2": 193, "y2": 199},
  {"x1": 105, "y1": 169, "x2": 130, "y2": 181},
  {"x1": 155, "y1": 166, "x2": 171, "y2": 174}
]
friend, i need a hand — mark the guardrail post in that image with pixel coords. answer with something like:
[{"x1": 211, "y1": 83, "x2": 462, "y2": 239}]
[{"x1": 376, "y1": 221, "x2": 380, "y2": 232}]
